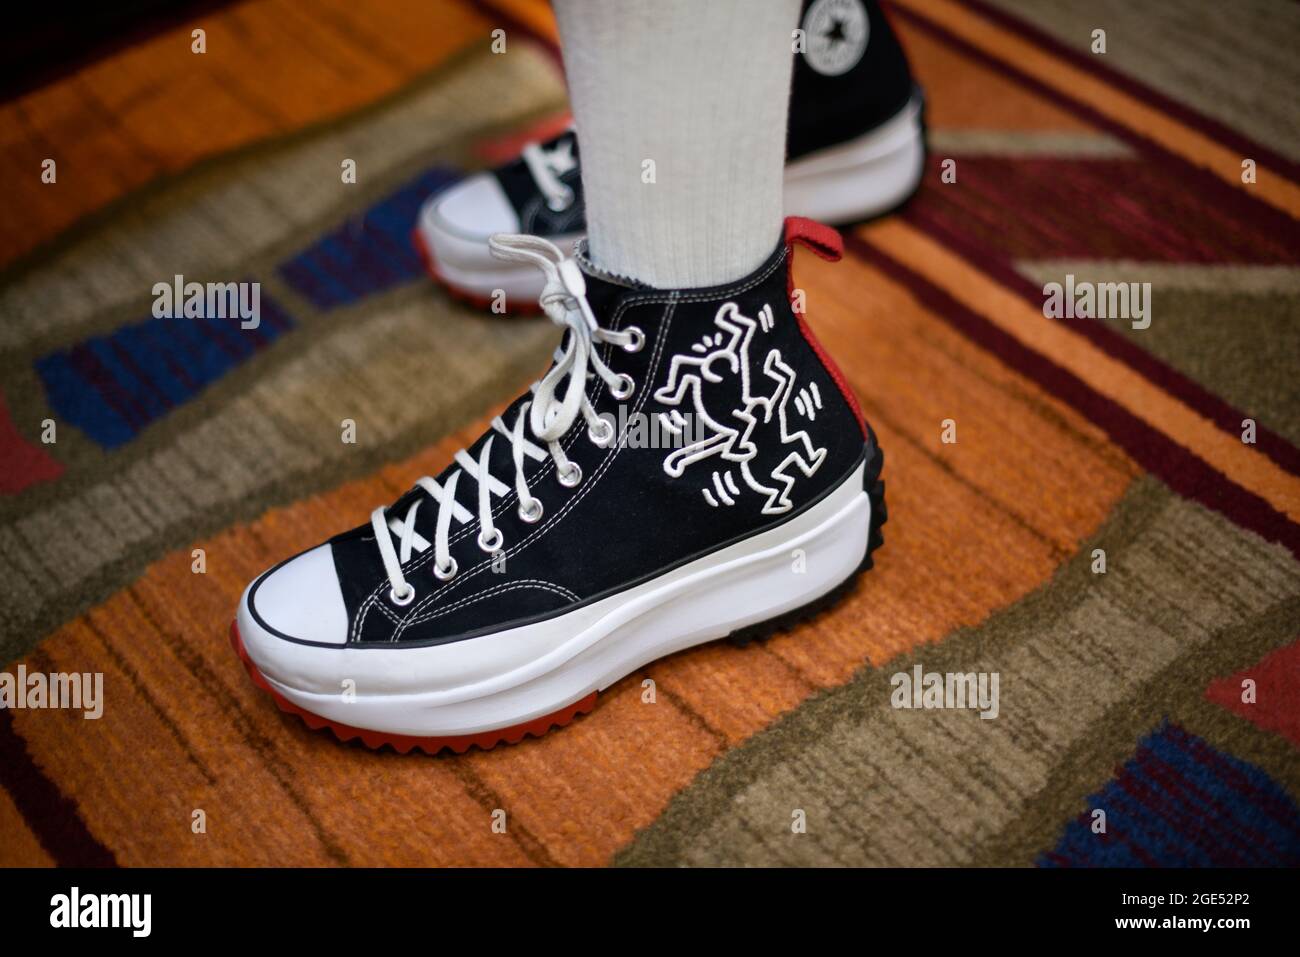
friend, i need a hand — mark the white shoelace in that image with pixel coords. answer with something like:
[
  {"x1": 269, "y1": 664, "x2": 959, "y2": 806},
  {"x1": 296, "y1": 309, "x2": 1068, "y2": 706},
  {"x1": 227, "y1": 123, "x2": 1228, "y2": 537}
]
[
  {"x1": 521, "y1": 136, "x2": 578, "y2": 212},
  {"x1": 370, "y1": 234, "x2": 645, "y2": 605}
]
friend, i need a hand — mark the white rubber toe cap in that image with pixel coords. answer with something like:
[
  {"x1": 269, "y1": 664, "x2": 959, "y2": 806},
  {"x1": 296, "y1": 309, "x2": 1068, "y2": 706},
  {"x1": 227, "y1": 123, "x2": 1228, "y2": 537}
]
[
  {"x1": 418, "y1": 173, "x2": 519, "y2": 272},
  {"x1": 244, "y1": 544, "x2": 350, "y2": 647}
]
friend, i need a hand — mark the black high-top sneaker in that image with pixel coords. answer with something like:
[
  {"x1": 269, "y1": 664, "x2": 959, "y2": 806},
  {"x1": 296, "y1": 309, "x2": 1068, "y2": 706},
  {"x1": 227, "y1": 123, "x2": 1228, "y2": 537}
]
[
  {"x1": 233, "y1": 217, "x2": 887, "y2": 754},
  {"x1": 414, "y1": 0, "x2": 924, "y2": 307}
]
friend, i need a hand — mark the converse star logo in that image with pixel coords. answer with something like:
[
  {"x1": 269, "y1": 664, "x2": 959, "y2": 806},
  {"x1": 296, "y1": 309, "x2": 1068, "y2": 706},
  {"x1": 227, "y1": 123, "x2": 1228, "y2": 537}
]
[
  {"x1": 802, "y1": 0, "x2": 869, "y2": 77},
  {"x1": 653, "y1": 301, "x2": 828, "y2": 515}
]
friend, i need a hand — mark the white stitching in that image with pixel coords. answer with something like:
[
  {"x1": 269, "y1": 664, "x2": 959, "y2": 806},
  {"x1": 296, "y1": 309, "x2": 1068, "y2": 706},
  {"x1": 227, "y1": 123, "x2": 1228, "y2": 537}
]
[{"x1": 400, "y1": 579, "x2": 579, "y2": 627}]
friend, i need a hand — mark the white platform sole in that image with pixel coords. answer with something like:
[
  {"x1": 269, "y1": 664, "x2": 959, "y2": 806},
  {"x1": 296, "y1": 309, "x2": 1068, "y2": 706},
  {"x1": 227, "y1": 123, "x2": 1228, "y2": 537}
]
[
  {"x1": 237, "y1": 460, "x2": 872, "y2": 739},
  {"x1": 782, "y1": 93, "x2": 926, "y2": 225},
  {"x1": 417, "y1": 94, "x2": 925, "y2": 305}
]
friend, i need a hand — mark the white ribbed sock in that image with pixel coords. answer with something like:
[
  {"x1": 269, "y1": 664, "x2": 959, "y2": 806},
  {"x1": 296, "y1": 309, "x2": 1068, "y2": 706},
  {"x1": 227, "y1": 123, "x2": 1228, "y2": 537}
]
[{"x1": 552, "y1": 0, "x2": 801, "y2": 289}]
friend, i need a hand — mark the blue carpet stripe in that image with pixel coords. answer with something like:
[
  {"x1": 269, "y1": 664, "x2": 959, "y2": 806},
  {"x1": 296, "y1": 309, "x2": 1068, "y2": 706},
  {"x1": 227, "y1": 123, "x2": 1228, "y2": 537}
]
[
  {"x1": 1040, "y1": 722, "x2": 1300, "y2": 867},
  {"x1": 36, "y1": 290, "x2": 295, "y2": 449},
  {"x1": 277, "y1": 167, "x2": 459, "y2": 309}
]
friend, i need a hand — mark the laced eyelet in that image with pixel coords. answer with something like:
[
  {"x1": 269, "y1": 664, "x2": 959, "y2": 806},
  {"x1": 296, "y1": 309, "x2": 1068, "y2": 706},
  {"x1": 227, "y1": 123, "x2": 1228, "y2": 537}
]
[
  {"x1": 518, "y1": 498, "x2": 544, "y2": 524},
  {"x1": 588, "y1": 418, "x2": 615, "y2": 447},
  {"x1": 610, "y1": 373, "x2": 635, "y2": 400},
  {"x1": 389, "y1": 584, "x2": 415, "y2": 606},
  {"x1": 622, "y1": 326, "x2": 645, "y2": 353},
  {"x1": 557, "y1": 462, "x2": 582, "y2": 488},
  {"x1": 433, "y1": 557, "x2": 458, "y2": 581},
  {"x1": 477, "y1": 527, "x2": 504, "y2": 553}
]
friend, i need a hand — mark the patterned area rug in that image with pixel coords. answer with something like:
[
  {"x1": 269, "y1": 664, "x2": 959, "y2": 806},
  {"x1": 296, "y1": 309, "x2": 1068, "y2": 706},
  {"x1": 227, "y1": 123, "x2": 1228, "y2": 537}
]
[{"x1": 1, "y1": 0, "x2": 1297, "y2": 867}]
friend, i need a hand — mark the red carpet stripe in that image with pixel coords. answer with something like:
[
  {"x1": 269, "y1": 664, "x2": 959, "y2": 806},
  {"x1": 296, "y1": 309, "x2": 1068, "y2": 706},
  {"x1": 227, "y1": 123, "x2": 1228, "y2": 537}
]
[
  {"x1": 0, "y1": 710, "x2": 116, "y2": 867},
  {"x1": 845, "y1": 232, "x2": 1300, "y2": 559},
  {"x1": 905, "y1": 156, "x2": 1300, "y2": 264},
  {"x1": 0, "y1": 390, "x2": 63, "y2": 496},
  {"x1": 1205, "y1": 638, "x2": 1300, "y2": 748}
]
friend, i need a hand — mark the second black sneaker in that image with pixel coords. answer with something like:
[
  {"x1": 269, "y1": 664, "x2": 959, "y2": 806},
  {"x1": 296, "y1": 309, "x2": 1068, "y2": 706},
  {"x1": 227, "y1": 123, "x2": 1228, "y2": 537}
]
[
  {"x1": 415, "y1": 0, "x2": 925, "y2": 306},
  {"x1": 233, "y1": 217, "x2": 887, "y2": 753}
]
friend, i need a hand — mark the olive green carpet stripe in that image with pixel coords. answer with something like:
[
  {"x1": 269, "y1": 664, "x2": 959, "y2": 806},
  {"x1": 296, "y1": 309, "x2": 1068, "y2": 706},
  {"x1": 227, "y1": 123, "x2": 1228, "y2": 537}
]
[
  {"x1": 1012, "y1": 266, "x2": 1300, "y2": 446},
  {"x1": 615, "y1": 477, "x2": 1300, "y2": 866},
  {"x1": 983, "y1": 0, "x2": 1300, "y2": 161},
  {"x1": 0, "y1": 43, "x2": 564, "y2": 356},
  {"x1": 928, "y1": 130, "x2": 1134, "y2": 157},
  {"x1": 0, "y1": 283, "x2": 557, "y2": 663}
]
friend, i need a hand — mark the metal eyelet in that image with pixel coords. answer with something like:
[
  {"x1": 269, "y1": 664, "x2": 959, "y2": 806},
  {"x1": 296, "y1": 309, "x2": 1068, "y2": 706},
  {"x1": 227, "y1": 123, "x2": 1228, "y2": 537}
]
[
  {"x1": 610, "y1": 373, "x2": 635, "y2": 400},
  {"x1": 588, "y1": 418, "x2": 615, "y2": 447},
  {"x1": 433, "y1": 557, "x2": 458, "y2": 581},
  {"x1": 622, "y1": 326, "x2": 645, "y2": 353},
  {"x1": 518, "y1": 498, "x2": 544, "y2": 524},
  {"x1": 389, "y1": 584, "x2": 415, "y2": 606},
  {"x1": 477, "y1": 528, "x2": 504, "y2": 553},
  {"x1": 557, "y1": 462, "x2": 582, "y2": 488}
]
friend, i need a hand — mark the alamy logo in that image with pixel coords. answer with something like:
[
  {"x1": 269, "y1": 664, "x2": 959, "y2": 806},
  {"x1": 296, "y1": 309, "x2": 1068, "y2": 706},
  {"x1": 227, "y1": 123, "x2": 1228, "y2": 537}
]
[
  {"x1": 653, "y1": 301, "x2": 826, "y2": 515},
  {"x1": 152, "y1": 274, "x2": 261, "y2": 329},
  {"x1": 1042, "y1": 274, "x2": 1151, "y2": 330},
  {"x1": 1, "y1": 666, "x2": 103, "y2": 719},
  {"x1": 891, "y1": 665, "x2": 1000, "y2": 719},
  {"x1": 50, "y1": 887, "x2": 151, "y2": 937},
  {"x1": 597, "y1": 405, "x2": 707, "y2": 450}
]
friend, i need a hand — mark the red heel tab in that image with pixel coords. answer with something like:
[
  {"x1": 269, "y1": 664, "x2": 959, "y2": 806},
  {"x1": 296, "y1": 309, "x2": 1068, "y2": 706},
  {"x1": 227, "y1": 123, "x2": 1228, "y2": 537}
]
[
  {"x1": 784, "y1": 217, "x2": 843, "y2": 262},
  {"x1": 781, "y1": 217, "x2": 867, "y2": 439}
]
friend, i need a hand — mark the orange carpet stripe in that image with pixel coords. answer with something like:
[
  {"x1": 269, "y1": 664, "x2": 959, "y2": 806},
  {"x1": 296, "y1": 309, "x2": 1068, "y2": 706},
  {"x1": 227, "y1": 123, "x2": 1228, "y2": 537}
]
[
  {"x1": 860, "y1": 219, "x2": 1300, "y2": 525},
  {"x1": 893, "y1": 19, "x2": 1097, "y2": 132},
  {"x1": 893, "y1": 0, "x2": 1300, "y2": 219},
  {"x1": 465, "y1": 680, "x2": 724, "y2": 866},
  {"x1": 1, "y1": 0, "x2": 489, "y2": 269}
]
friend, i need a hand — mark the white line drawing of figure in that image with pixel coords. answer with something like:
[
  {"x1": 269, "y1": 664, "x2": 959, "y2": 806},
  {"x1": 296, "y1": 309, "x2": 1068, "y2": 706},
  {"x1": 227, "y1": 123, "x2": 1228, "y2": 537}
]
[{"x1": 654, "y1": 302, "x2": 827, "y2": 514}]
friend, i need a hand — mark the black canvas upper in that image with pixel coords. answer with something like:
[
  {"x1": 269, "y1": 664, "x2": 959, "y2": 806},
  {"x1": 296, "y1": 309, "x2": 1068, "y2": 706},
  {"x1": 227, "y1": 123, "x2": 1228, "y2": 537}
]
[
  {"x1": 312, "y1": 232, "x2": 869, "y2": 647},
  {"x1": 488, "y1": 0, "x2": 916, "y2": 239},
  {"x1": 787, "y1": 0, "x2": 916, "y2": 160},
  {"x1": 493, "y1": 131, "x2": 585, "y2": 236}
]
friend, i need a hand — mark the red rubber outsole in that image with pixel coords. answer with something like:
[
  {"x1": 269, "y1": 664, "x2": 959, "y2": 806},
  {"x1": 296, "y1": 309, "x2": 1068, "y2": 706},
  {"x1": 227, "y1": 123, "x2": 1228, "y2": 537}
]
[
  {"x1": 229, "y1": 621, "x2": 598, "y2": 756},
  {"x1": 410, "y1": 225, "x2": 543, "y2": 317}
]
